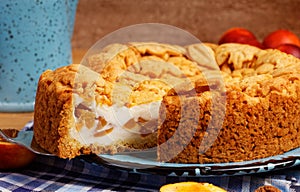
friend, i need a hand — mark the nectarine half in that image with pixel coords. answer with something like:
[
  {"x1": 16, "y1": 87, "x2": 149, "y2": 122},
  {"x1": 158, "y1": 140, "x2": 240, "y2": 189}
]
[{"x1": 0, "y1": 141, "x2": 35, "y2": 170}]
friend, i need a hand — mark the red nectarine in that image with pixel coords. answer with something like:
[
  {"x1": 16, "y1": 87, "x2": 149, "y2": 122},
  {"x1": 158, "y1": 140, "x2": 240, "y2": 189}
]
[
  {"x1": 0, "y1": 141, "x2": 35, "y2": 170},
  {"x1": 218, "y1": 27, "x2": 263, "y2": 48},
  {"x1": 262, "y1": 29, "x2": 300, "y2": 49},
  {"x1": 276, "y1": 43, "x2": 300, "y2": 59}
]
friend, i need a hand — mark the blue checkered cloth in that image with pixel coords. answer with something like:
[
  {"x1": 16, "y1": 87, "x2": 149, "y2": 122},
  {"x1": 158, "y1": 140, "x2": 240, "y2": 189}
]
[
  {"x1": 1, "y1": 155, "x2": 300, "y2": 192},
  {"x1": 1, "y1": 122, "x2": 300, "y2": 192}
]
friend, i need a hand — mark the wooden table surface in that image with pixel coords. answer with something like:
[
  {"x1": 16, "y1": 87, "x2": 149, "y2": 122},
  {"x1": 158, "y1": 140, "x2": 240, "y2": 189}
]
[{"x1": 0, "y1": 49, "x2": 87, "y2": 130}]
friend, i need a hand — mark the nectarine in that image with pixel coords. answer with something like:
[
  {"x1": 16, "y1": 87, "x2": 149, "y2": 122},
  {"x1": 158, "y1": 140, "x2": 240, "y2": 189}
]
[
  {"x1": 262, "y1": 29, "x2": 300, "y2": 49},
  {"x1": 218, "y1": 27, "x2": 263, "y2": 48},
  {"x1": 276, "y1": 43, "x2": 300, "y2": 59},
  {"x1": 160, "y1": 182, "x2": 226, "y2": 192},
  {"x1": 0, "y1": 141, "x2": 35, "y2": 170}
]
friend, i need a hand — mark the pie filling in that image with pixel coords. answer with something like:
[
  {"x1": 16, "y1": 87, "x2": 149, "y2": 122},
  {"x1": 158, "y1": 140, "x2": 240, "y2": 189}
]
[{"x1": 70, "y1": 94, "x2": 161, "y2": 146}]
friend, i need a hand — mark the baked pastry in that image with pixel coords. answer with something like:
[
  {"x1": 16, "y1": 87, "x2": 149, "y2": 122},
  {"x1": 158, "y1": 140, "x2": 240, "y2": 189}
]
[
  {"x1": 33, "y1": 42, "x2": 300, "y2": 164},
  {"x1": 33, "y1": 42, "x2": 214, "y2": 158},
  {"x1": 158, "y1": 43, "x2": 300, "y2": 163}
]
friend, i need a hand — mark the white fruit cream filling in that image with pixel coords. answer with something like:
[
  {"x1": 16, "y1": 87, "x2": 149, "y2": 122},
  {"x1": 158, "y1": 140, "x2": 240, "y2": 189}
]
[{"x1": 70, "y1": 94, "x2": 161, "y2": 146}]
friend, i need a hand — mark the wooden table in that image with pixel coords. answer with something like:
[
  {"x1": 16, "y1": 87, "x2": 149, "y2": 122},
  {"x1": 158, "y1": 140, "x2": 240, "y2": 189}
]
[{"x1": 0, "y1": 49, "x2": 86, "y2": 130}]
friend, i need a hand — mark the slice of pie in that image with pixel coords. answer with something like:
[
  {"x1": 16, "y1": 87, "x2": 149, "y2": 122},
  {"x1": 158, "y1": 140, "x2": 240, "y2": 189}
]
[{"x1": 33, "y1": 42, "x2": 300, "y2": 163}]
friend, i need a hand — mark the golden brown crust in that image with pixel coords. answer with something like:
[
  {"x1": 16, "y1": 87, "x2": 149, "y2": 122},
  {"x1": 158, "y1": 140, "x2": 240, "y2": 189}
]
[
  {"x1": 34, "y1": 42, "x2": 211, "y2": 158},
  {"x1": 34, "y1": 64, "x2": 108, "y2": 158},
  {"x1": 158, "y1": 43, "x2": 300, "y2": 163},
  {"x1": 34, "y1": 64, "x2": 79, "y2": 158},
  {"x1": 34, "y1": 42, "x2": 300, "y2": 163}
]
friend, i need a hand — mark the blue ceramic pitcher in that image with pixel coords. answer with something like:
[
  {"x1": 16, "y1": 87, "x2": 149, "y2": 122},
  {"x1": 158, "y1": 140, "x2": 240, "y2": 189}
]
[{"x1": 0, "y1": 0, "x2": 78, "y2": 112}]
